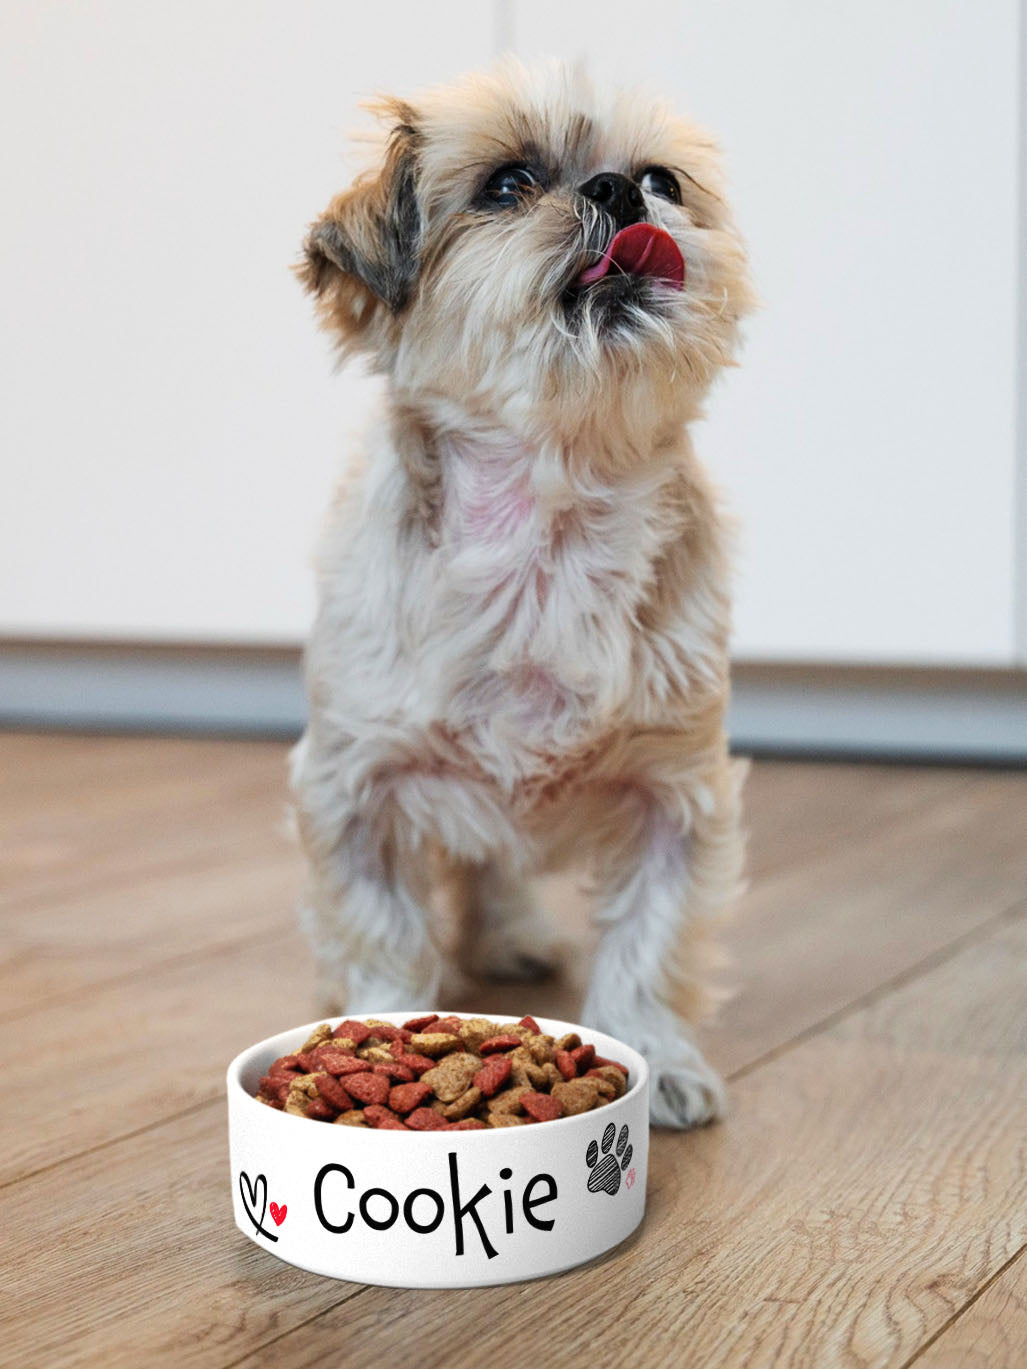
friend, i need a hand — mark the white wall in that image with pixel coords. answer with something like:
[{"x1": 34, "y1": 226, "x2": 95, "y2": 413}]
[
  {"x1": 0, "y1": 1, "x2": 492, "y2": 644},
  {"x1": 1, "y1": 1, "x2": 1024, "y2": 666},
  {"x1": 509, "y1": 0, "x2": 1023, "y2": 665}
]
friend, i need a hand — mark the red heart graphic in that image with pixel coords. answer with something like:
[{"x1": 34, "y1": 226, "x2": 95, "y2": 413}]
[{"x1": 269, "y1": 1202, "x2": 287, "y2": 1226}]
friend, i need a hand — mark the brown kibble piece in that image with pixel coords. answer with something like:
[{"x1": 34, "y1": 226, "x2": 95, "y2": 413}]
[
  {"x1": 587, "y1": 1065, "x2": 627, "y2": 1098},
  {"x1": 555, "y1": 1032, "x2": 581, "y2": 1052},
  {"x1": 408, "y1": 1032, "x2": 463, "y2": 1057},
  {"x1": 446, "y1": 1118, "x2": 487, "y2": 1130},
  {"x1": 487, "y1": 1086, "x2": 526, "y2": 1117},
  {"x1": 284, "y1": 1074, "x2": 320, "y2": 1116},
  {"x1": 421, "y1": 1052, "x2": 480, "y2": 1101},
  {"x1": 299, "y1": 1023, "x2": 334, "y2": 1054},
  {"x1": 551, "y1": 1076, "x2": 602, "y2": 1115},
  {"x1": 458, "y1": 1017, "x2": 500, "y2": 1052},
  {"x1": 435, "y1": 1085, "x2": 482, "y2": 1120},
  {"x1": 487, "y1": 1113, "x2": 527, "y2": 1127},
  {"x1": 333, "y1": 1109, "x2": 367, "y2": 1126}
]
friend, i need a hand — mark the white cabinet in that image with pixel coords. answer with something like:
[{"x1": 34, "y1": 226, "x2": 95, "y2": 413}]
[
  {"x1": 2, "y1": 1, "x2": 1024, "y2": 667},
  {"x1": 508, "y1": 0, "x2": 1025, "y2": 665}
]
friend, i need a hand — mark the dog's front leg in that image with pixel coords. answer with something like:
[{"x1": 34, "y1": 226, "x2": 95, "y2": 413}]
[
  {"x1": 298, "y1": 817, "x2": 444, "y2": 1015},
  {"x1": 582, "y1": 774, "x2": 743, "y2": 1128}
]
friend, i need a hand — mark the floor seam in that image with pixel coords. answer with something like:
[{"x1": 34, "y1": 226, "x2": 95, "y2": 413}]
[
  {"x1": 897, "y1": 1240, "x2": 1027, "y2": 1369},
  {"x1": 727, "y1": 894, "x2": 1027, "y2": 1084},
  {"x1": 217, "y1": 1287, "x2": 371, "y2": 1369}
]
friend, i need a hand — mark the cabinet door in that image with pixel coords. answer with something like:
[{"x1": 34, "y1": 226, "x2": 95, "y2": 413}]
[
  {"x1": 0, "y1": 1, "x2": 493, "y2": 643},
  {"x1": 508, "y1": 0, "x2": 1021, "y2": 665}
]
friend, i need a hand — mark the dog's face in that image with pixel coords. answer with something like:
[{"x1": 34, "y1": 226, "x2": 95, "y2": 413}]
[{"x1": 300, "y1": 59, "x2": 752, "y2": 435}]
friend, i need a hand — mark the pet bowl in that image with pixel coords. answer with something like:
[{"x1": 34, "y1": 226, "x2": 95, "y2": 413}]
[{"x1": 227, "y1": 1011, "x2": 649, "y2": 1288}]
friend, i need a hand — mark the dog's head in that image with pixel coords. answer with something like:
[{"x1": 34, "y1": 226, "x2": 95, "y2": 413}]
[{"x1": 299, "y1": 58, "x2": 753, "y2": 435}]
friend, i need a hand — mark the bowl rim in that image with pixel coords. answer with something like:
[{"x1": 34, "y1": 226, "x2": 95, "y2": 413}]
[{"x1": 227, "y1": 1010, "x2": 649, "y2": 1138}]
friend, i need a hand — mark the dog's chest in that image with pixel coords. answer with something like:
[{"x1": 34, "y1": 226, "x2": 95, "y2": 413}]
[{"x1": 426, "y1": 441, "x2": 670, "y2": 755}]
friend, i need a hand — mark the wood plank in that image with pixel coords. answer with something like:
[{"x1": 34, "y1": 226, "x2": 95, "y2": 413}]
[
  {"x1": 0, "y1": 1104, "x2": 362, "y2": 1369},
  {"x1": 2, "y1": 754, "x2": 1022, "y2": 1188},
  {"x1": 707, "y1": 770, "x2": 1027, "y2": 1075},
  {"x1": 740, "y1": 760, "x2": 971, "y2": 879},
  {"x1": 0, "y1": 735, "x2": 292, "y2": 909},
  {"x1": 0, "y1": 737, "x2": 976, "y2": 1030},
  {"x1": 229, "y1": 909, "x2": 1027, "y2": 1369},
  {"x1": 912, "y1": 1248, "x2": 1027, "y2": 1368},
  {"x1": 0, "y1": 852, "x2": 300, "y2": 1018},
  {"x1": 0, "y1": 932, "x2": 315, "y2": 1186}
]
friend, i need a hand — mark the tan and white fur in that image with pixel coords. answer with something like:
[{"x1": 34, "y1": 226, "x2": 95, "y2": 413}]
[{"x1": 289, "y1": 58, "x2": 754, "y2": 1127}]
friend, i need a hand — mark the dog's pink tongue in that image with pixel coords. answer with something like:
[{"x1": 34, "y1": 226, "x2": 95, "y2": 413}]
[{"x1": 577, "y1": 223, "x2": 685, "y2": 288}]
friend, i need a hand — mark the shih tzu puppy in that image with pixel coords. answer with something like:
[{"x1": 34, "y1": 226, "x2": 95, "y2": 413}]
[{"x1": 290, "y1": 57, "x2": 754, "y2": 1127}]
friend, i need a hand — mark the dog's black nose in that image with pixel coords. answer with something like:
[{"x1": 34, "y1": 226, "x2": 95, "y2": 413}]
[{"x1": 578, "y1": 172, "x2": 646, "y2": 229}]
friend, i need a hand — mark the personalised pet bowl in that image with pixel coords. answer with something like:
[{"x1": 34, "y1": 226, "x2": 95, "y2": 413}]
[{"x1": 227, "y1": 1012, "x2": 649, "y2": 1288}]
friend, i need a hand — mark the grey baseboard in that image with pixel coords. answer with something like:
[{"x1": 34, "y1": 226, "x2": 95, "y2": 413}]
[{"x1": 1, "y1": 642, "x2": 1025, "y2": 763}]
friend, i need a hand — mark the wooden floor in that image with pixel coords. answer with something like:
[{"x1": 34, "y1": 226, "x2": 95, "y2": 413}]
[{"x1": 2, "y1": 733, "x2": 1026, "y2": 1368}]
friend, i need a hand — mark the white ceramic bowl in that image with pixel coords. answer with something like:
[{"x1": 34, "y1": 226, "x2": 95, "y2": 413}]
[{"x1": 227, "y1": 1011, "x2": 649, "y2": 1288}]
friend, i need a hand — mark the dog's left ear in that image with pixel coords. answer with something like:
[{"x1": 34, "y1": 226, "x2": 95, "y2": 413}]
[{"x1": 297, "y1": 102, "x2": 422, "y2": 346}]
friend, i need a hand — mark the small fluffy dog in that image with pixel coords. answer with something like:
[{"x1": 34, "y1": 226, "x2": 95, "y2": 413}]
[{"x1": 290, "y1": 58, "x2": 754, "y2": 1127}]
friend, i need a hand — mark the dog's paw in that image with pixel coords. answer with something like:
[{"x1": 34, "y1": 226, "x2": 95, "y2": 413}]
[{"x1": 649, "y1": 1055, "x2": 726, "y2": 1129}]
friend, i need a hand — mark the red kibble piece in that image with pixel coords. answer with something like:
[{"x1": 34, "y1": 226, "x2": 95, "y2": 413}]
[
  {"x1": 554, "y1": 1050, "x2": 577, "y2": 1081},
  {"x1": 315, "y1": 1074, "x2": 354, "y2": 1111},
  {"x1": 479, "y1": 1034, "x2": 522, "y2": 1054},
  {"x1": 332, "y1": 1020, "x2": 372, "y2": 1045},
  {"x1": 306, "y1": 1097, "x2": 337, "y2": 1121},
  {"x1": 569, "y1": 1044, "x2": 595, "y2": 1073},
  {"x1": 592, "y1": 1055, "x2": 630, "y2": 1077},
  {"x1": 365, "y1": 1023, "x2": 412, "y2": 1044},
  {"x1": 344, "y1": 1072, "x2": 391, "y2": 1106},
  {"x1": 372, "y1": 1061, "x2": 415, "y2": 1082},
  {"x1": 520, "y1": 1090, "x2": 564, "y2": 1122},
  {"x1": 405, "y1": 1107, "x2": 450, "y2": 1131},
  {"x1": 393, "y1": 1052, "x2": 437, "y2": 1077},
  {"x1": 312, "y1": 1050, "x2": 367, "y2": 1077},
  {"x1": 295, "y1": 1053, "x2": 318, "y2": 1072},
  {"x1": 389, "y1": 1081, "x2": 433, "y2": 1114},
  {"x1": 402, "y1": 1014, "x2": 440, "y2": 1032},
  {"x1": 446, "y1": 1118, "x2": 487, "y2": 1130},
  {"x1": 473, "y1": 1055, "x2": 512, "y2": 1098},
  {"x1": 364, "y1": 1104, "x2": 408, "y2": 1130},
  {"x1": 269, "y1": 1054, "x2": 303, "y2": 1073},
  {"x1": 432, "y1": 1015, "x2": 465, "y2": 1035},
  {"x1": 258, "y1": 1074, "x2": 292, "y2": 1105},
  {"x1": 518, "y1": 1015, "x2": 543, "y2": 1035}
]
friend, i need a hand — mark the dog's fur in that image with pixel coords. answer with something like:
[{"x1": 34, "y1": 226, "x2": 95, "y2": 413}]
[{"x1": 289, "y1": 58, "x2": 754, "y2": 1127}]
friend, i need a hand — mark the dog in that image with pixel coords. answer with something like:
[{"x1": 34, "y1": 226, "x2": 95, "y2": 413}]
[{"x1": 289, "y1": 57, "x2": 754, "y2": 1127}]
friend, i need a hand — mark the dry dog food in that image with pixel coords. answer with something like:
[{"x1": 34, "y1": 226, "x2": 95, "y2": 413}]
[{"x1": 255, "y1": 1015, "x2": 630, "y2": 1130}]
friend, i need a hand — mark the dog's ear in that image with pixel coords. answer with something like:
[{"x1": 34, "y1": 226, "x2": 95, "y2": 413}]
[{"x1": 297, "y1": 102, "x2": 422, "y2": 347}]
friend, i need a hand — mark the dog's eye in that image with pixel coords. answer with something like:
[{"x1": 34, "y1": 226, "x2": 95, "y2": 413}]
[
  {"x1": 482, "y1": 164, "x2": 540, "y2": 209},
  {"x1": 639, "y1": 167, "x2": 681, "y2": 204}
]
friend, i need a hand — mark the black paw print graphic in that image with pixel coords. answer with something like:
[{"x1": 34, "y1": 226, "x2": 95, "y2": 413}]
[{"x1": 585, "y1": 1121, "x2": 632, "y2": 1195}]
